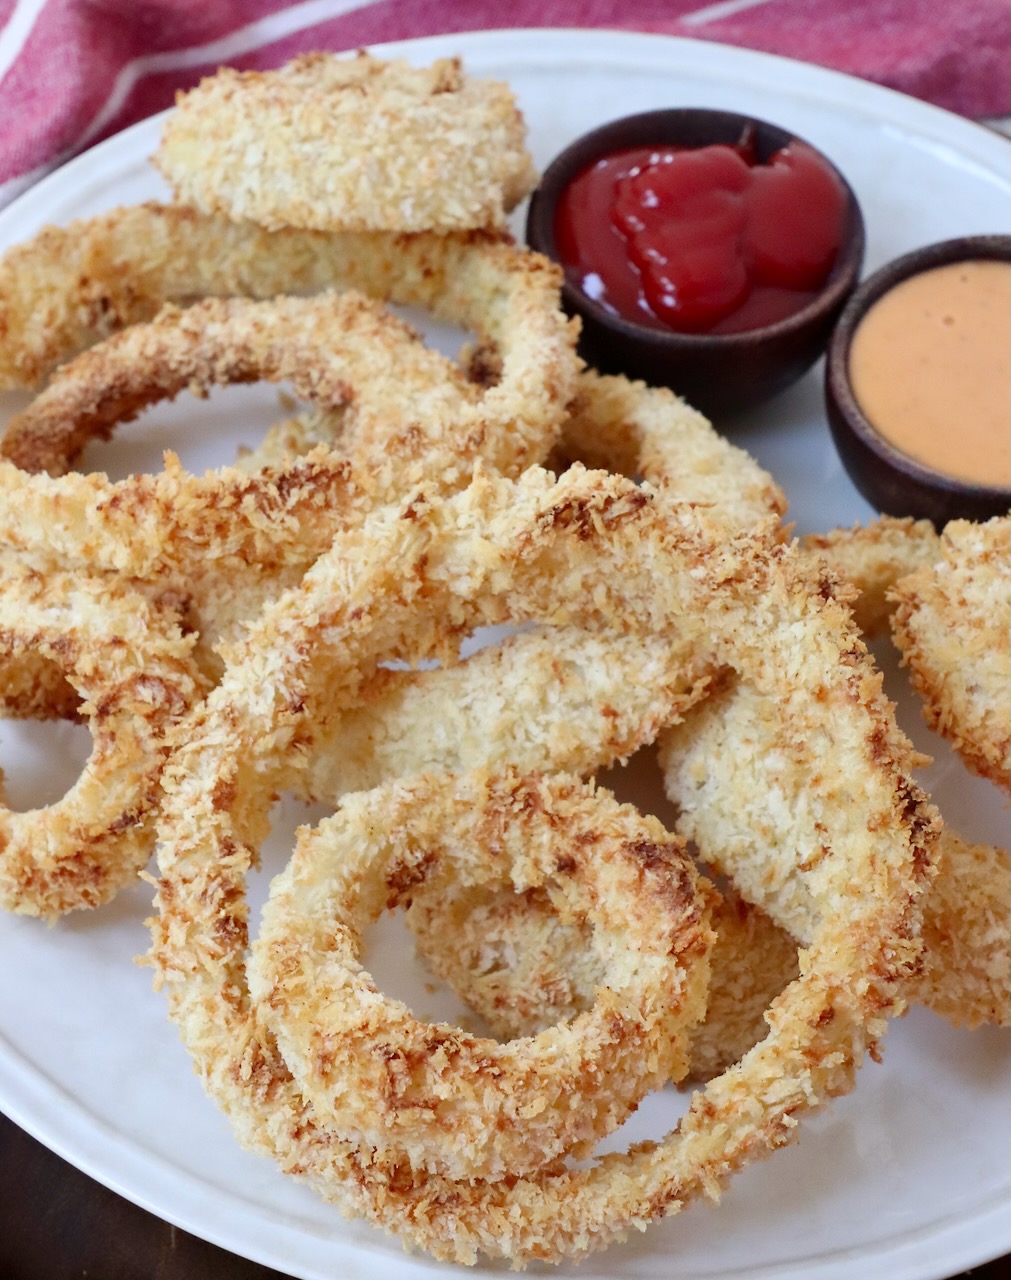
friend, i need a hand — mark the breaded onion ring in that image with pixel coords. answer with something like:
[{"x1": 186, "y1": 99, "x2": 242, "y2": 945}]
[
  {"x1": 299, "y1": 625, "x2": 714, "y2": 803},
  {"x1": 406, "y1": 872, "x2": 801, "y2": 1084},
  {"x1": 659, "y1": 676, "x2": 1010, "y2": 1028},
  {"x1": 150, "y1": 465, "x2": 936, "y2": 1266},
  {"x1": 553, "y1": 368, "x2": 786, "y2": 532},
  {"x1": 0, "y1": 207, "x2": 579, "y2": 428},
  {"x1": 799, "y1": 516, "x2": 941, "y2": 636},
  {"x1": 249, "y1": 770, "x2": 714, "y2": 1180},
  {"x1": 0, "y1": 292, "x2": 476, "y2": 477},
  {"x1": 155, "y1": 53, "x2": 537, "y2": 233},
  {"x1": 890, "y1": 514, "x2": 1010, "y2": 790},
  {"x1": 0, "y1": 267, "x2": 575, "y2": 665},
  {"x1": 0, "y1": 568, "x2": 201, "y2": 920}
]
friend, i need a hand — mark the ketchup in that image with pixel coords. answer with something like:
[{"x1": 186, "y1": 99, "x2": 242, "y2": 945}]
[{"x1": 553, "y1": 134, "x2": 847, "y2": 335}]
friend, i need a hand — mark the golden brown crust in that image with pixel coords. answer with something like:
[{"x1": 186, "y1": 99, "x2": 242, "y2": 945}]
[
  {"x1": 1, "y1": 292, "x2": 475, "y2": 476},
  {"x1": 407, "y1": 870, "x2": 802, "y2": 1085},
  {"x1": 890, "y1": 515, "x2": 1011, "y2": 790},
  {"x1": 800, "y1": 516, "x2": 941, "y2": 636},
  {"x1": 909, "y1": 828, "x2": 1010, "y2": 1027},
  {"x1": 0, "y1": 205, "x2": 579, "y2": 401},
  {"x1": 149, "y1": 466, "x2": 935, "y2": 1265},
  {"x1": 250, "y1": 770, "x2": 715, "y2": 1181},
  {"x1": 555, "y1": 368, "x2": 787, "y2": 532},
  {"x1": 0, "y1": 568, "x2": 202, "y2": 920},
  {"x1": 155, "y1": 53, "x2": 537, "y2": 233}
]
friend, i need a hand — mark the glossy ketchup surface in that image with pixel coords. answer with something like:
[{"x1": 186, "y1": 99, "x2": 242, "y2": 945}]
[{"x1": 554, "y1": 135, "x2": 847, "y2": 335}]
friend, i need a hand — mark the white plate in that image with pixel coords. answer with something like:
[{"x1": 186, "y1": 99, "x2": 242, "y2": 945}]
[{"x1": 0, "y1": 27, "x2": 1008, "y2": 1280}]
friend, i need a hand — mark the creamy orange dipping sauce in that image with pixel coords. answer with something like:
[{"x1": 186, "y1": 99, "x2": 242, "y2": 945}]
[{"x1": 848, "y1": 259, "x2": 1011, "y2": 487}]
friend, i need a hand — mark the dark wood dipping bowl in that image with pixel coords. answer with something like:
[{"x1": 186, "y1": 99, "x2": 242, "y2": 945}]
[
  {"x1": 824, "y1": 234, "x2": 1011, "y2": 526},
  {"x1": 525, "y1": 108, "x2": 865, "y2": 417}
]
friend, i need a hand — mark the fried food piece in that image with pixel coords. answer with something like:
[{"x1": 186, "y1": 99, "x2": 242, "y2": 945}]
[
  {"x1": 300, "y1": 626, "x2": 715, "y2": 802},
  {"x1": 0, "y1": 206, "x2": 578, "y2": 407},
  {"x1": 910, "y1": 829, "x2": 1010, "y2": 1027},
  {"x1": 890, "y1": 515, "x2": 1010, "y2": 789},
  {"x1": 155, "y1": 53, "x2": 537, "y2": 233},
  {"x1": 552, "y1": 369, "x2": 786, "y2": 532},
  {"x1": 800, "y1": 516, "x2": 941, "y2": 635},
  {"x1": 150, "y1": 466, "x2": 934, "y2": 1266},
  {"x1": 0, "y1": 292, "x2": 476, "y2": 476},
  {"x1": 407, "y1": 873, "x2": 800, "y2": 1083},
  {"x1": 659, "y1": 677, "x2": 1010, "y2": 1028},
  {"x1": 0, "y1": 238, "x2": 577, "y2": 660},
  {"x1": 0, "y1": 568, "x2": 202, "y2": 920},
  {"x1": 249, "y1": 770, "x2": 715, "y2": 1181}
]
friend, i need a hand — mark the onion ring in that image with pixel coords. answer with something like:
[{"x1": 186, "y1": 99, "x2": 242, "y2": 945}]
[
  {"x1": 799, "y1": 516, "x2": 941, "y2": 636},
  {"x1": 0, "y1": 567, "x2": 202, "y2": 920},
  {"x1": 300, "y1": 625, "x2": 714, "y2": 802},
  {"x1": 0, "y1": 207, "x2": 579, "y2": 430},
  {"x1": 0, "y1": 291, "x2": 477, "y2": 477},
  {"x1": 249, "y1": 769, "x2": 715, "y2": 1180},
  {"x1": 155, "y1": 53, "x2": 537, "y2": 233},
  {"x1": 890, "y1": 514, "x2": 1010, "y2": 790},
  {"x1": 552, "y1": 369, "x2": 786, "y2": 532},
  {"x1": 406, "y1": 871, "x2": 801, "y2": 1083},
  {"x1": 150, "y1": 464, "x2": 935, "y2": 1265}
]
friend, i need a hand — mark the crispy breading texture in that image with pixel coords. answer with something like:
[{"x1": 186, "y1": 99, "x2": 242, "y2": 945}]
[
  {"x1": 250, "y1": 770, "x2": 715, "y2": 1181},
  {"x1": 299, "y1": 626, "x2": 715, "y2": 802},
  {"x1": 890, "y1": 515, "x2": 1011, "y2": 789},
  {"x1": 909, "y1": 829, "x2": 1010, "y2": 1027},
  {"x1": 155, "y1": 53, "x2": 538, "y2": 232},
  {"x1": 407, "y1": 872, "x2": 802, "y2": 1084},
  {"x1": 0, "y1": 569, "x2": 202, "y2": 920},
  {"x1": 659, "y1": 676, "x2": 1010, "y2": 1029},
  {"x1": 800, "y1": 516, "x2": 941, "y2": 636},
  {"x1": 553, "y1": 368, "x2": 786, "y2": 532},
  {"x1": 0, "y1": 292, "x2": 476, "y2": 477},
  {"x1": 0, "y1": 227, "x2": 578, "y2": 663},
  {"x1": 149, "y1": 466, "x2": 936, "y2": 1266}
]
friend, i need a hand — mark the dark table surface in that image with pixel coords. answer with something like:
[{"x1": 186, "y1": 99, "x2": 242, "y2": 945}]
[{"x1": 1, "y1": 1110, "x2": 1006, "y2": 1280}]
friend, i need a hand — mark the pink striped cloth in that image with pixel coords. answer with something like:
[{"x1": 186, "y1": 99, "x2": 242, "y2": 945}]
[{"x1": 1, "y1": 0, "x2": 1008, "y2": 209}]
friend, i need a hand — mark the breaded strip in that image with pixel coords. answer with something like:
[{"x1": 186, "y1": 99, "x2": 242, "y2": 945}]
[
  {"x1": 0, "y1": 568, "x2": 202, "y2": 920},
  {"x1": 890, "y1": 515, "x2": 1010, "y2": 789},
  {"x1": 800, "y1": 516, "x2": 941, "y2": 636},
  {"x1": 1, "y1": 292, "x2": 476, "y2": 476},
  {"x1": 910, "y1": 830, "x2": 1010, "y2": 1028},
  {"x1": 155, "y1": 53, "x2": 537, "y2": 232}
]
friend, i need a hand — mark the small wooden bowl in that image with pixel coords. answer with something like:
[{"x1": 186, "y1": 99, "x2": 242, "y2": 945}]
[
  {"x1": 525, "y1": 108, "x2": 865, "y2": 417},
  {"x1": 825, "y1": 235, "x2": 1011, "y2": 526}
]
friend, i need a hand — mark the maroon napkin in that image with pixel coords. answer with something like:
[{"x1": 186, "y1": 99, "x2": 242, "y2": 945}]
[{"x1": 1, "y1": 0, "x2": 1008, "y2": 208}]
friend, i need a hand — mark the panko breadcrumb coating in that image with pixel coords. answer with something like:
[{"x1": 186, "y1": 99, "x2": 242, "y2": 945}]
[
  {"x1": 659, "y1": 676, "x2": 1010, "y2": 1029},
  {"x1": 553, "y1": 369, "x2": 787, "y2": 532},
  {"x1": 408, "y1": 872, "x2": 801, "y2": 1084},
  {"x1": 154, "y1": 53, "x2": 538, "y2": 233},
  {"x1": 0, "y1": 205, "x2": 577, "y2": 394},
  {"x1": 249, "y1": 770, "x2": 715, "y2": 1181},
  {"x1": 150, "y1": 466, "x2": 936, "y2": 1265},
  {"x1": 800, "y1": 515, "x2": 941, "y2": 636},
  {"x1": 890, "y1": 515, "x2": 1011, "y2": 790},
  {"x1": 0, "y1": 569, "x2": 202, "y2": 920}
]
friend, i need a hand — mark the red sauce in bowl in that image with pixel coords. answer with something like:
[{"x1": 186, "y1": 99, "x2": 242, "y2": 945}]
[{"x1": 554, "y1": 132, "x2": 848, "y2": 335}]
